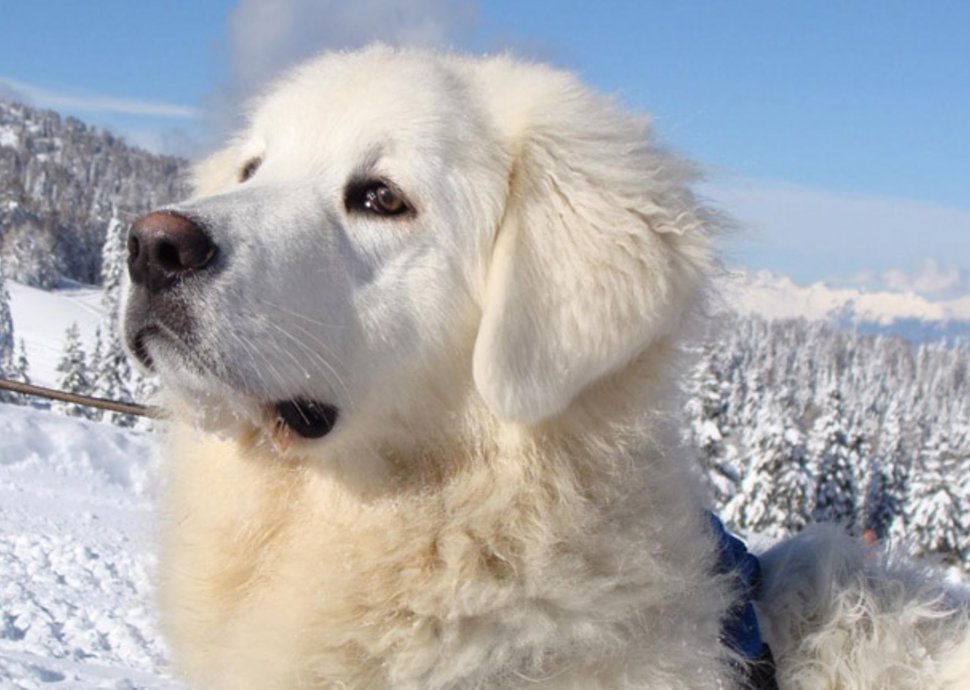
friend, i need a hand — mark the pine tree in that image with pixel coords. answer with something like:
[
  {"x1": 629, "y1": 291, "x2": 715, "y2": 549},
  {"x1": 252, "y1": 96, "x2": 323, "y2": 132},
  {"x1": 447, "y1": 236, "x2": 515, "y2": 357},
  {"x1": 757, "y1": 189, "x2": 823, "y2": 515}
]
[
  {"x1": 13, "y1": 339, "x2": 30, "y2": 384},
  {"x1": 809, "y1": 387, "x2": 860, "y2": 530},
  {"x1": 906, "y1": 429, "x2": 964, "y2": 566},
  {"x1": 688, "y1": 343, "x2": 740, "y2": 510},
  {"x1": 681, "y1": 314, "x2": 969, "y2": 572},
  {"x1": 767, "y1": 427, "x2": 814, "y2": 536},
  {"x1": 864, "y1": 411, "x2": 910, "y2": 543},
  {"x1": 0, "y1": 260, "x2": 14, "y2": 373},
  {"x1": 53, "y1": 322, "x2": 95, "y2": 419},
  {"x1": 95, "y1": 214, "x2": 136, "y2": 426},
  {"x1": 100, "y1": 215, "x2": 127, "y2": 317},
  {"x1": 0, "y1": 260, "x2": 15, "y2": 404}
]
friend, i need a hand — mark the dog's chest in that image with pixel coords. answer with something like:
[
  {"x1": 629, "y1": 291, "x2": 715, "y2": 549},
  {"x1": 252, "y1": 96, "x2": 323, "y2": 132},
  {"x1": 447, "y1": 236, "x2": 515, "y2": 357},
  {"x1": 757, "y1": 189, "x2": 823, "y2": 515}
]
[{"x1": 161, "y1": 435, "x2": 730, "y2": 689}]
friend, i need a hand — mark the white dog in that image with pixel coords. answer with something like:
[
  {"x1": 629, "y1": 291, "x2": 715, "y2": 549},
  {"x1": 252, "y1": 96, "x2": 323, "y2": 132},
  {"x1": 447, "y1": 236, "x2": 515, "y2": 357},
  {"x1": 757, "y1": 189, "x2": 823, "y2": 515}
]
[{"x1": 121, "y1": 47, "x2": 970, "y2": 689}]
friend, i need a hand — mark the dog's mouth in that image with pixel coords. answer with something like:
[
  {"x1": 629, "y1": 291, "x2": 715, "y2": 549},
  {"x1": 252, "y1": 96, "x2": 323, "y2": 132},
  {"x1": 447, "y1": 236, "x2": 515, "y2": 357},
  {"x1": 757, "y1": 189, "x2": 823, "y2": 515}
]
[
  {"x1": 131, "y1": 326, "x2": 159, "y2": 370},
  {"x1": 131, "y1": 326, "x2": 341, "y2": 444},
  {"x1": 271, "y1": 399, "x2": 340, "y2": 439}
]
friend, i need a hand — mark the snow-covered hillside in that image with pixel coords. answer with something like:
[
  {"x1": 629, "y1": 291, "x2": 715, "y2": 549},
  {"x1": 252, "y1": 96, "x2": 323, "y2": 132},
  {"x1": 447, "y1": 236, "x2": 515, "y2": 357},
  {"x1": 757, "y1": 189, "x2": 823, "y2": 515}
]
[
  {"x1": 6, "y1": 281, "x2": 105, "y2": 388},
  {"x1": 0, "y1": 99, "x2": 186, "y2": 287},
  {"x1": 0, "y1": 404, "x2": 180, "y2": 689}
]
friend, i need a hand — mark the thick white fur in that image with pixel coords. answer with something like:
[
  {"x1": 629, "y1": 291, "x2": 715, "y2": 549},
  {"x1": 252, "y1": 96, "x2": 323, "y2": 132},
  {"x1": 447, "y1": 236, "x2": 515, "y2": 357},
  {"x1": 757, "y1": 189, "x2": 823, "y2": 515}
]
[{"x1": 131, "y1": 47, "x2": 970, "y2": 689}]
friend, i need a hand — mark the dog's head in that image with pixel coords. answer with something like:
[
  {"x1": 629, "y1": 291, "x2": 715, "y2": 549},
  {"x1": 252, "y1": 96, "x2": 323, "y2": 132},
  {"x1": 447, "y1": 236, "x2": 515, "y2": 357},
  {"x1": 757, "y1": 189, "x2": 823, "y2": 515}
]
[{"x1": 122, "y1": 47, "x2": 713, "y2": 447}]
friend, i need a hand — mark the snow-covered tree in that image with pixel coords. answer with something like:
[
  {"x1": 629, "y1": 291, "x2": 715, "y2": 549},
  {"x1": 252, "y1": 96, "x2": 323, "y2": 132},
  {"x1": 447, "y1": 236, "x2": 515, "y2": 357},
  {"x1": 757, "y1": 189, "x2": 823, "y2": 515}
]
[
  {"x1": 683, "y1": 313, "x2": 970, "y2": 573},
  {"x1": 93, "y1": 329, "x2": 137, "y2": 427},
  {"x1": 100, "y1": 215, "x2": 127, "y2": 316},
  {"x1": 53, "y1": 322, "x2": 95, "y2": 419},
  {"x1": 95, "y1": 215, "x2": 136, "y2": 426},
  {"x1": 0, "y1": 259, "x2": 14, "y2": 373},
  {"x1": 864, "y1": 411, "x2": 910, "y2": 542},
  {"x1": 0, "y1": 260, "x2": 15, "y2": 404},
  {"x1": 688, "y1": 342, "x2": 740, "y2": 506},
  {"x1": 4, "y1": 338, "x2": 32, "y2": 405},
  {"x1": 905, "y1": 429, "x2": 965, "y2": 566},
  {"x1": 13, "y1": 339, "x2": 30, "y2": 385},
  {"x1": 810, "y1": 387, "x2": 860, "y2": 530}
]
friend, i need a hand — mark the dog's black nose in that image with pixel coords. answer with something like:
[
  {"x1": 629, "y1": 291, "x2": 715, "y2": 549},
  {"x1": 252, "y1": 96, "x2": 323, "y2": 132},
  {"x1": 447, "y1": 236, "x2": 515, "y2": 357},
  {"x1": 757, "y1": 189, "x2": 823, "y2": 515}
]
[{"x1": 127, "y1": 211, "x2": 217, "y2": 293}]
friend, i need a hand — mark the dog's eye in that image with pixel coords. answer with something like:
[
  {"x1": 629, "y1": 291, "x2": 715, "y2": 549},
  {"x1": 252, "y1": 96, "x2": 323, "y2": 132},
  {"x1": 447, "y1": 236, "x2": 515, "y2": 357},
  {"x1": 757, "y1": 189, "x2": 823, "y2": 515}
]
[
  {"x1": 367, "y1": 185, "x2": 406, "y2": 215},
  {"x1": 345, "y1": 181, "x2": 412, "y2": 217},
  {"x1": 239, "y1": 157, "x2": 262, "y2": 183}
]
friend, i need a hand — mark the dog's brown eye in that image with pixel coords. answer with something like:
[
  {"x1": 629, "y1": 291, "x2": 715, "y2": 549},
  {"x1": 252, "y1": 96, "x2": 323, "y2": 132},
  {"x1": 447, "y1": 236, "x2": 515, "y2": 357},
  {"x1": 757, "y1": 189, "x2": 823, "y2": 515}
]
[
  {"x1": 345, "y1": 180, "x2": 412, "y2": 217},
  {"x1": 364, "y1": 184, "x2": 407, "y2": 216},
  {"x1": 239, "y1": 157, "x2": 262, "y2": 183}
]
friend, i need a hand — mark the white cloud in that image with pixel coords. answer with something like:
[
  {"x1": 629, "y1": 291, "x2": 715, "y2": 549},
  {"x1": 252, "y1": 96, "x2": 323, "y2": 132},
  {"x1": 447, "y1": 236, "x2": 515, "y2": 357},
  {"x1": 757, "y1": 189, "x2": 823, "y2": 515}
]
[
  {"x1": 0, "y1": 76, "x2": 198, "y2": 119},
  {"x1": 859, "y1": 259, "x2": 968, "y2": 299}
]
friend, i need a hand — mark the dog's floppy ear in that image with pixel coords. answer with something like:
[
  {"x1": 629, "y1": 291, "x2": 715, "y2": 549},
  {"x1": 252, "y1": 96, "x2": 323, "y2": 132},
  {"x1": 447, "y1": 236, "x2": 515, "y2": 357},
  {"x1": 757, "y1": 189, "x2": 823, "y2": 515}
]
[{"x1": 472, "y1": 69, "x2": 713, "y2": 424}]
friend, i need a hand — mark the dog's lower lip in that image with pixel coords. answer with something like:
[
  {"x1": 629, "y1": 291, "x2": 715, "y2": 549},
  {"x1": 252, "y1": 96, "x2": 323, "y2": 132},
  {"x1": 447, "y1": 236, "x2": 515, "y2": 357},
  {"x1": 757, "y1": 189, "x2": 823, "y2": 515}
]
[{"x1": 273, "y1": 399, "x2": 339, "y2": 439}]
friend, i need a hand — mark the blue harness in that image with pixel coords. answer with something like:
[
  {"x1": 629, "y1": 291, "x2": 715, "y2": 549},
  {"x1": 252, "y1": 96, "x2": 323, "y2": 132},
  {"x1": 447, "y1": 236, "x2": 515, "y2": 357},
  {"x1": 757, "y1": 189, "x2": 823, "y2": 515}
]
[{"x1": 707, "y1": 512, "x2": 779, "y2": 690}]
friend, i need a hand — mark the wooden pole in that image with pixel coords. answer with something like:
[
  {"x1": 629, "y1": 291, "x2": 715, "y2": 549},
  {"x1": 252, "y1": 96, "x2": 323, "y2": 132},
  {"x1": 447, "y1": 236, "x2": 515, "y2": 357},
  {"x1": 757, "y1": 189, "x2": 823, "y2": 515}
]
[{"x1": 0, "y1": 378, "x2": 159, "y2": 418}]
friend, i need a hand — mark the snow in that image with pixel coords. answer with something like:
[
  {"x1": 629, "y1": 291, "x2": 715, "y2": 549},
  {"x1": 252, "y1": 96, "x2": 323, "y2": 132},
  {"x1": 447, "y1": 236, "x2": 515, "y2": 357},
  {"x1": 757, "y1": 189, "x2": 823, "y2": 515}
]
[
  {"x1": 0, "y1": 126, "x2": 16, "y2": 148},
  {"x1": 6, "y1": 282, "x2": 105, "y2": 388},
  {"x1": 0, "y1": 404, "x2": 182, "y2": 689},
  {"x1": 1, "y1": 281, "x2": 181, "y2": 687}
]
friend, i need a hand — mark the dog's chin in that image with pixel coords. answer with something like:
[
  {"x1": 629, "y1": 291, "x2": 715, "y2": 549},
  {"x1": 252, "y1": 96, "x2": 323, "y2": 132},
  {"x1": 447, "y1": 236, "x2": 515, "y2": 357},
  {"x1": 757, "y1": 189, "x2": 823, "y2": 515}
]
[{"x1": 144, "y1": 342, "x2": 341, "y2": 450}]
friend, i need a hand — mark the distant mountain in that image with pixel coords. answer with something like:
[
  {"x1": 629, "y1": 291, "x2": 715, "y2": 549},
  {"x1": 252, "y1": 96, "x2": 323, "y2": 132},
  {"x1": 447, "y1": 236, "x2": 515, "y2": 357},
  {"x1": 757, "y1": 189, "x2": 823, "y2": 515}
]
[
  {"x1": 0, "y1": 99, "x2": 188, "y2": 287},
  {"x1": 725, "y1": 270, "x2": 970, "y2": 342}
]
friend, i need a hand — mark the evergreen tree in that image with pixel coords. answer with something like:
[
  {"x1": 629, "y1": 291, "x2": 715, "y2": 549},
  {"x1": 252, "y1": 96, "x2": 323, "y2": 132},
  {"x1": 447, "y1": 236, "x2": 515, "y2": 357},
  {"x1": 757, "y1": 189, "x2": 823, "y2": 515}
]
[
  {"x1": 94, "y1": 327, "x2": 137, "y2": 427},
  {"x1": 767, "y1": 427, "x2": 814, "y2": 536},
  {"x1": 864, "y1": 411, "x2": 910, "y2": 542},
  {"x1": 0, "y1": 259, "x2": 14, "y2": 373},
  {"x1": 8, "y1": 338, "x2": 32, "y2": 405},
  {"x1": 96, "y1": 214, "x2": 136, "y2": 426},
  {"x1": 906, "y1": 429, "x2": 964, "y2": 566},
  {"x1": 13, "y1": 339, "x2": 30, "y2": 384},
  {"x1": 0, "y1": 260, "x2": 15, "y2": 404},
  {"x1": 810, "y1": 387, "x2": 860, "y2": 530},
  {"x1": 100, "y1": 215, "x2": 127, "y2": 316},
  {"x1": 683, "y1": 313, "x2": 970, "y2": 574},
  {"x1": 688, "y1": 343, "x2": 739, "y2": 508},
  {"x1": 53, "y1": 322, "x2": 95, "y2": 419}
]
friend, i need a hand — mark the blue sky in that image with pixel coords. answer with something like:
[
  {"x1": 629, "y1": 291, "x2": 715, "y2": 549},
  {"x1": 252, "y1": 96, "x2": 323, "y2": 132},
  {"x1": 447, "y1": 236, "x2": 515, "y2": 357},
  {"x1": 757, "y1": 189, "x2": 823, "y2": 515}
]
[{"x1": 1, "y1": 1, "x2": 968, "y2": 293}]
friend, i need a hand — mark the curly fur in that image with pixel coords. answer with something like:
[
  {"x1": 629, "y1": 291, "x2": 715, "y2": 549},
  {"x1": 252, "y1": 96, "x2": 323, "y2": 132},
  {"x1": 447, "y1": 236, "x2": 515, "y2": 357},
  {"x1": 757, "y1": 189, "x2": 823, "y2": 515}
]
[{"x1": 121, "y1": 47, "x2": 970, "y2": 689}]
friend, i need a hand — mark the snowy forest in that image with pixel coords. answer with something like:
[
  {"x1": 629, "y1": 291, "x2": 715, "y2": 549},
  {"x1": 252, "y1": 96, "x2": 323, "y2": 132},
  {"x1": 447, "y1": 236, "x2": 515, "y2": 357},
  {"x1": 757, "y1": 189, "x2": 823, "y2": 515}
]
[
  {"x1": 686, "y1": 316, "x2": 970, "y2": 574},
  {"x1": 0, "y1": 100, "x2": 186, "y2": 286},
  {"x1": 0, "y1": 96, "x2": 968, "y2": 577}
]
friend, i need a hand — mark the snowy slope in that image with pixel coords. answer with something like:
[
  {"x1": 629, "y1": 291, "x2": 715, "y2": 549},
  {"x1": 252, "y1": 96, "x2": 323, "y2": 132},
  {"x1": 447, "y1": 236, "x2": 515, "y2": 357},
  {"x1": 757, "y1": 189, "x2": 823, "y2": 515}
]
[
  {"x1": 6, "y1": 281, "x2": 106, "y2": 389},
  {"x1": 0, "y1": 404, "x2": 181, "y2": 689}
]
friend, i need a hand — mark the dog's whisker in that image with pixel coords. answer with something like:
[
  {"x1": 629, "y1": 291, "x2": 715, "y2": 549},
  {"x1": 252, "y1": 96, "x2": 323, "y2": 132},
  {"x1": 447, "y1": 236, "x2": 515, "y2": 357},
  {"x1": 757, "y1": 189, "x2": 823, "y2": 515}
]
[
  {"x1": 248, "y1": 295, "x2": 354, "y2": 330},
  {"x1": 264, "y1": 320, "x2": 355, "y2": 408}
]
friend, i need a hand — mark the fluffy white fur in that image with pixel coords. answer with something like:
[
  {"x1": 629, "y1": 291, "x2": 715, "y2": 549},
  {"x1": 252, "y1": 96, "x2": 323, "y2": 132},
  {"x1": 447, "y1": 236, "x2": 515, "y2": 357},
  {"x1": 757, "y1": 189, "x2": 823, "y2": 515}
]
[{"x1": 123, "y1": 47, "x2": 970, "y2": 689}]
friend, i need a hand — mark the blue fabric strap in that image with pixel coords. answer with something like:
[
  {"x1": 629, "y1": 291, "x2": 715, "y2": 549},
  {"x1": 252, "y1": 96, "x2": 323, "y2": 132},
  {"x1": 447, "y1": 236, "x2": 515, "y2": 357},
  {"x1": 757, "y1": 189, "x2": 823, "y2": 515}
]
[{"x1": 707, "y1": 512, "x2": 779, "y2": 690}]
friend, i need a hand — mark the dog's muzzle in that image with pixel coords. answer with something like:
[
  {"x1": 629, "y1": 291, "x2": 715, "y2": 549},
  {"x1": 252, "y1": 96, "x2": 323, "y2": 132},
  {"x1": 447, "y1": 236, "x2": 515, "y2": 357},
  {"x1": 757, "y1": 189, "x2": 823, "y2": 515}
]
[{"x1": 123, "y1": 210, "x2": 219, "y2": 369}]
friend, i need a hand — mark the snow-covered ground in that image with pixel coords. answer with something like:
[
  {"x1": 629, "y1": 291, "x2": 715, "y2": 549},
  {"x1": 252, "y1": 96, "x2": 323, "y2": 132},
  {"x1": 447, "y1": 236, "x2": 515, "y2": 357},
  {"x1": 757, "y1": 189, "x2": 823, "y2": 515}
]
[
  {"x1": 0, "y1": 404, "x2": 181, "y2": 689},
  {"x1": 2, "y1": 281, "x2": 182, "y2": 688},
  {"x1": 6, "y1": 281, "x2": 105, "y2": 389}
]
